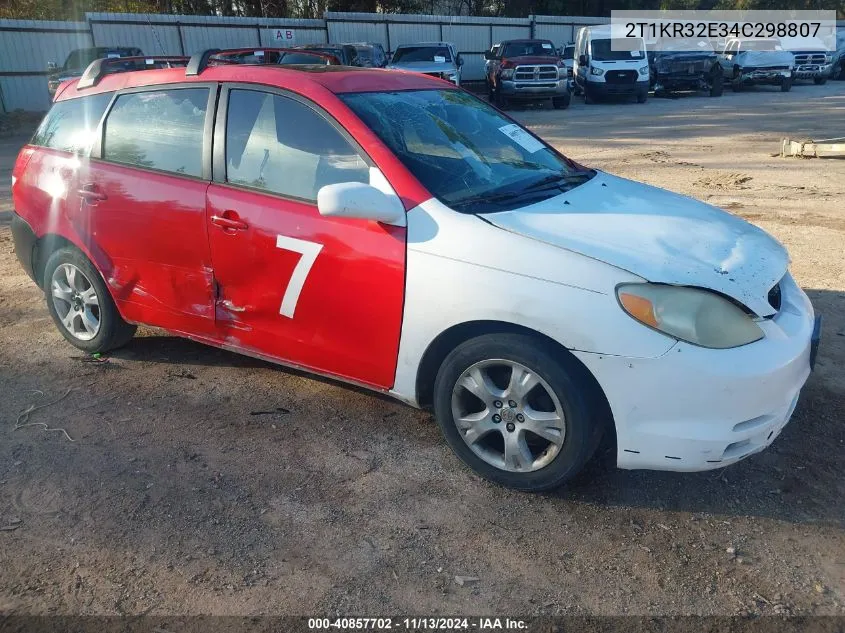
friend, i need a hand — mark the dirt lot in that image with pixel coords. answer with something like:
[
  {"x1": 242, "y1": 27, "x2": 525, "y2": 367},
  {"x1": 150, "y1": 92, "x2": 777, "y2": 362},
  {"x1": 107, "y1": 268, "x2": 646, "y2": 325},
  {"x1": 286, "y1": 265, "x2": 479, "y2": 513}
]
[{"x1": 1, "y1": 84, "x2": 844, "y2": 618}]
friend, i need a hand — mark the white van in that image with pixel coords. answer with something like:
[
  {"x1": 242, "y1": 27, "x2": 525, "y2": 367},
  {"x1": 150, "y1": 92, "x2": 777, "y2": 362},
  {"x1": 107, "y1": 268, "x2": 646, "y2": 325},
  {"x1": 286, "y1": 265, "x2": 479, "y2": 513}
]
[{"x1": 574, "y1": 25, "x2": 649, "y2": 103}]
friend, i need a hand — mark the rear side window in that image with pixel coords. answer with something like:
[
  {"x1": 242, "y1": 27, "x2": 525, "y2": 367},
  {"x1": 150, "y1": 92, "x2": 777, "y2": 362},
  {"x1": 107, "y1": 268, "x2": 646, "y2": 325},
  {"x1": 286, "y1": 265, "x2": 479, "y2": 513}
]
[
  {"x1": 103, "y1": 88, "x2": 208, "y2": 178},
  {"x1": 31, "y1": 93, "x2": 113, "y2": 155},
  {"x1": 225, "y1": 89, "x2": 368, "y2": 201}
]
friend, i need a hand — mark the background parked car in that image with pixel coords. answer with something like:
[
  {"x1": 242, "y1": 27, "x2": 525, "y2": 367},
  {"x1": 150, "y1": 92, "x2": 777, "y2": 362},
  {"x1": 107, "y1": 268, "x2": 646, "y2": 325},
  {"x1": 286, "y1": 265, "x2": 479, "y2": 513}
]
[
  {"x1": 292, "y1": 43, "x2": 361, "y2": 66},
  {"x1": 574, "y1": 25, "x2": 649, "y2": 104},
  {"x1": 833, "y1": 31, "x2": 845, "y2": 80},
  {"x1": 484, "y1": 39, "x2": 570, "y2": 109},
  {"x1": 47, "y1": 47, "x2": 142, "y2": 96},
  {"x1": 349, "y1": 42, "x2": 388, "y2": 68},
  {"x1": 717, "y1": 38, "x2": 794, "y2": 92},
  {"x1": 780, "y1": 36, "x2": 833, "y2": 85},
  {"x1": 208, "y1": 48, "x2": 341, "y2": 66},
  {"x1": 648, "y1": 38, "x2": 723, "y2": 97},
  {"x1": 387, "y1": 42, "x2": 462, "y2": 85}
]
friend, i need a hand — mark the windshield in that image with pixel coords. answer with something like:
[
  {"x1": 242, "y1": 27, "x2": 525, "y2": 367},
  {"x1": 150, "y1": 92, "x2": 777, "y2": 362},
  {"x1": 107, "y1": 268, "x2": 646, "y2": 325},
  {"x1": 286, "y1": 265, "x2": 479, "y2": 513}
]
[
  {"x1": 591, "y1": 38, "x2": 644, "y2": 60},
  {"x1": 656, "y1": 38, "x2": 714, "y2": 52},
  {"x1": 392, "y1": 46, "x2": 452, "y2": 63},
  {"x1": 341, "y1": 89, "x2": 592, "y2": 214},
  {"x1": 502, "y1": 41, "x2": 556, "y2": 57},
  {"x1": 563, "y1": 46, "x2": 575, "y2": 58},
  {"x1": 279, "y1": 51, "x2": 335, "y2": 65},
  {"x1": 741, "y1": 39, "x2": 782, "y2": 51}
]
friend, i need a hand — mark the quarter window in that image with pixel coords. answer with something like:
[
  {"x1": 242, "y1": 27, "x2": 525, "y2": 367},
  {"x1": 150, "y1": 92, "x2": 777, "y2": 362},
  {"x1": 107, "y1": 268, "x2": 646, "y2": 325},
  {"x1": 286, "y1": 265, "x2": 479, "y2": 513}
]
[
  {"x1": 225, "y1": 89, "x2": 368, "y2": 201},
  {"x1": 31, "y1": 93, "x2": 113, "y2": 155},
  {"x1": 103, "y1": 88, "x2": 208, "y2": 178}
]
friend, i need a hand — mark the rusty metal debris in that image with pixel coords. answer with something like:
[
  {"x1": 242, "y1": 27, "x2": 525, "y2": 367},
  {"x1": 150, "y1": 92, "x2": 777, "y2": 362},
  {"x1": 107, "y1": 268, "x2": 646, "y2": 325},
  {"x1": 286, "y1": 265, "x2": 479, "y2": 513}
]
[{"x1": 781, "y1": 137, "x2": 845, "y2": 158}]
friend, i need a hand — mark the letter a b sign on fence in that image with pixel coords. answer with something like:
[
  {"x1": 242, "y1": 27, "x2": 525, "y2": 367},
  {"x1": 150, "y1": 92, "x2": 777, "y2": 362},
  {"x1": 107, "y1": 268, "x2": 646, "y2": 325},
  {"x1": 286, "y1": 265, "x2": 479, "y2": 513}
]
[{"x1": 270, "y1": 28, "x2": 296, "y2": 43}]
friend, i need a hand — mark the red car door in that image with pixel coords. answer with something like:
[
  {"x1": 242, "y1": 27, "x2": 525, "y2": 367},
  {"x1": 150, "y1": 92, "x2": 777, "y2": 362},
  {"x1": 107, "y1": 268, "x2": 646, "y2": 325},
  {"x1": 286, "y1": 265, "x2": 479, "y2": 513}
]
[
  {"x1": 84, "y1": 85, "x2": 218, "y2": 335},
  {"x1": 205, "y1": 86, "x2": 406, "y2": 389}
]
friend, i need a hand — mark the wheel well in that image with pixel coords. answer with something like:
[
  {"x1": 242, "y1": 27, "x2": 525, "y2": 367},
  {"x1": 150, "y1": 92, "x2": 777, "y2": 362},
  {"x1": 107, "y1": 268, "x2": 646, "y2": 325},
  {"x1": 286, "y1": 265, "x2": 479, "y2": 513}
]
[
  {"x1": 414, "y1": 320, "x2": 616, "y2": 446},
  {"x1": 32, "y1": 233, "x2": 74, "y2": 288}
]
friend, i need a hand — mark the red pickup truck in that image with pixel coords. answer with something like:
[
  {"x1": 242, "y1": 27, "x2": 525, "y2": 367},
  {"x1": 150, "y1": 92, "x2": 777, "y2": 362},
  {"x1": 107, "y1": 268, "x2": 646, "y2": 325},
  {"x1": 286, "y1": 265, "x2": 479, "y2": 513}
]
[{"x1": 484, "y1": 39, "x2": 571, "y2": 109}]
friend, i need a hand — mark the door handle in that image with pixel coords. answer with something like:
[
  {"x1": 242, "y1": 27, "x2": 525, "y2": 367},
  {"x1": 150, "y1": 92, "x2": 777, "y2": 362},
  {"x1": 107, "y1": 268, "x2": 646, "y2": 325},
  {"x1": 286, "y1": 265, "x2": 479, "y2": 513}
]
[
  {"x1": 211, "y1": 213, "x2": 249, "y2": 231},
  {"x1": 78, "y1": 184, "x2": 107, "y2": 202}
]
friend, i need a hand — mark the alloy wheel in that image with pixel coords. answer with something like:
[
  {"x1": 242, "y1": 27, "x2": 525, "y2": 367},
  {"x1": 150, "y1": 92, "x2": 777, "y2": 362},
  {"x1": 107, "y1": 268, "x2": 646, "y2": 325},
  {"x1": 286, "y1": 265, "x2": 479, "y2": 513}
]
[{"x1": 450, "y1": 359, "x2": 566, "y2": 473}]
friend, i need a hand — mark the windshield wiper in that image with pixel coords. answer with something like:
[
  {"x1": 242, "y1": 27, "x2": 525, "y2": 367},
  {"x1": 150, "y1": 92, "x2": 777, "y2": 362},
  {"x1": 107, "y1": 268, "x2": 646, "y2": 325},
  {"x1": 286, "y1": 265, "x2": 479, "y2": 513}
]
[{"x1": 450, "y1": 172, "x2": 593, "y2": 212}]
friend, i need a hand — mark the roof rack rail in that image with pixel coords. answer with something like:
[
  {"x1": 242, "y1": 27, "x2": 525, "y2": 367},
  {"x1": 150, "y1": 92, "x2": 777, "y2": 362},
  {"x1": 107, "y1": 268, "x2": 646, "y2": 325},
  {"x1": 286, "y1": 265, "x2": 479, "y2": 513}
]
[
  {"x1": 78, "y1": 56, "x2": 190, "y2": 89},
  {"x1": 186, "y1": 47, "x2": 339, "y2": 76}
]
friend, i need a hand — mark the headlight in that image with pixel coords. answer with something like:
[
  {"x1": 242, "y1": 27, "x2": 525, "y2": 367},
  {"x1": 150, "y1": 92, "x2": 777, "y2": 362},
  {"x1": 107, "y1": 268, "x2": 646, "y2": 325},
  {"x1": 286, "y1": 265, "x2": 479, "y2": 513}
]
[
  {"x1": 616, "y1": 284, "x2": 764, "y2": 349},
  {"x1": 500, "y1": 68, "x2": 514, "y2": 79},
  {"x1": 825, "y1": 54, "x2": 833, "y2": 64},
  {"x1": 639, "y1": 66, "x2": 649, "y2": 75},
  {"x1": 590, "y1": 66, "x2": 604, "y2": 76}
]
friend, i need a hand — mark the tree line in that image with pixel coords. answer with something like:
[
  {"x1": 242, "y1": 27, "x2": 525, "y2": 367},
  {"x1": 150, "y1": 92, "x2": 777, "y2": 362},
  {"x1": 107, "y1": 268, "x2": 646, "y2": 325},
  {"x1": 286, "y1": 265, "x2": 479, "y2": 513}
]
[{"x1": 1, "y1": 0, "x2": 842, "y2": 23}]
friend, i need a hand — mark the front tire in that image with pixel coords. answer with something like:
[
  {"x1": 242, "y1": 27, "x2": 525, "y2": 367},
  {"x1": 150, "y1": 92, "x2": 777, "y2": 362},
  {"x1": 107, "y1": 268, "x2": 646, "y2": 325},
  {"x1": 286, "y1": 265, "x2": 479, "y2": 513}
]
[
  {"x1": 552, "y1": 93, "x2": 570, "y2": 109},
  {"x1": 814, "y1": 77, "x2": 827, "y2": 85},
  {"x1": 781, "y1": 76, "x2": 793, "y2": 92},
  {"x1": 709, "y1": 71, "x2": 724, "y2": 97},
  {"x1": 433, "y1": 334, "x2": 604, "y2": 491},
  {"x1": 43, "y1": 247, "x2": 136, "y2": 354}
]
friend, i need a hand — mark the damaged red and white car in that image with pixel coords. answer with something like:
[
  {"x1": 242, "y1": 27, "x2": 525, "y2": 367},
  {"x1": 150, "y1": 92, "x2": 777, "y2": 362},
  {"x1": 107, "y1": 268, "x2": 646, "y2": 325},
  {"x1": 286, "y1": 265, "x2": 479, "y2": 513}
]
[{"x1": 11, "y1": 51, "x2": 820, "y2": 491}]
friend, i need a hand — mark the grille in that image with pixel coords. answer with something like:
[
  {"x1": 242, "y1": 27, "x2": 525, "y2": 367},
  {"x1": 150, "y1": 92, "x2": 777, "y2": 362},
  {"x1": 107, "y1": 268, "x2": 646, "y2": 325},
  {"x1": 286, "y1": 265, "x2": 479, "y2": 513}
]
[
  {"x1": 794, "y1": 53, "x2": 826, "y2": 65},
  {"x1": 605, "y1": 69, "x2": 638, "y2": 84},
  {"x1": 768, "y1": 282, "x2": 782, "y2": 312},
  {"x1": 514, "y1": 65, "x2": 558, "y2": 81}
]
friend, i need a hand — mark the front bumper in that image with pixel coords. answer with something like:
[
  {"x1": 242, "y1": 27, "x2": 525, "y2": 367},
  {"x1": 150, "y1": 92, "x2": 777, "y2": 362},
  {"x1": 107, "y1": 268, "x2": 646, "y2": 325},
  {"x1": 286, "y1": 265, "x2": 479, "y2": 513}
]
[
  {"x1": 654, "y1": 72, "x2": 710, "y2": 90},
  {"x1": 737, "y1": 68, "x2": 791, "y2": 85},
  {"x1": 793, "y1": 64, "x2": 832, "y2": 79},
  {"x1": 584, "y1": 80, "x2": 649, "y2": 97},
  {"x1": 11, "y1": 212, "x2": 39, "y2": 284},
  {"x1": 499, "y1": 79, "x2": 568, "y2": 98},
  {"x1": 575, "y1": 274, "x2": 816, "y2": 472}
]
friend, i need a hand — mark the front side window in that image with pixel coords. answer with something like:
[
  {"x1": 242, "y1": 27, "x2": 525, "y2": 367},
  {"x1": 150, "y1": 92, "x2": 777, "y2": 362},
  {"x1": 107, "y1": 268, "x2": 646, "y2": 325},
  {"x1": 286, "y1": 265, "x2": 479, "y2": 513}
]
[
  {"x1": 563, "y1": 45, "x2": 575, "y2": 59},
  {"x1": 393, "y1": 46, "x2": 452, "y2": 63},
  {"x1": 225, "y1": 89, "x2": 368, "y2": 202},
  {"x1": 103, "y1": 88, "x2": 208, "y2": 178},
  {"x1": 341, "y1": 89, "x2": 593, "y2": 214},
  {"x1": 31, "y1": 92, "x2": 113, "y2": 155},
  {"x1": 502, "y1": 41, "x2": 556, "y2": 57}
]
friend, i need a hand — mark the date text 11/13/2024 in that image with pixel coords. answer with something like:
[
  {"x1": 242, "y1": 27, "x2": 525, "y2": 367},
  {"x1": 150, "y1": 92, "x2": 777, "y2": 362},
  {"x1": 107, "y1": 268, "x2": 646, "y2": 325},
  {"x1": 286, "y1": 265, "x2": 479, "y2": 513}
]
[{"x1": 307, "y1": 617, "x2": 529, "y2": 630}]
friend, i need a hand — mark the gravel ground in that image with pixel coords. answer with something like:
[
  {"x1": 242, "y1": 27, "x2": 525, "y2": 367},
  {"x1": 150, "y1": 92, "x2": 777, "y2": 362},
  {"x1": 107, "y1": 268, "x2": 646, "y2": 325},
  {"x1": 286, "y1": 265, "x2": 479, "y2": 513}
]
[{"x1": 0, "y1": 82, "x2": 843, "y2": 617}]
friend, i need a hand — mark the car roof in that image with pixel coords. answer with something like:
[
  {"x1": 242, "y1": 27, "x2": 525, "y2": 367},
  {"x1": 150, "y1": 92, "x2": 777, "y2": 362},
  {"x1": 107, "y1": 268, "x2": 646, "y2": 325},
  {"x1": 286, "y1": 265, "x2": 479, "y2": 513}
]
[
  {"x1": 56, "y1": 63, "x2": 452, "y2": 102},
  {"x1": 501, "y1": 39, "x2": 554, "y2": 44}
]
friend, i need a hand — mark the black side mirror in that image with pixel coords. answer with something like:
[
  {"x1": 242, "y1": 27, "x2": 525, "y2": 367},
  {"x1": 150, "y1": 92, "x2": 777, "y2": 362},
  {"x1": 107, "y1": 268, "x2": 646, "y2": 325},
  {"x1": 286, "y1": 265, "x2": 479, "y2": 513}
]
[
  {"x1": 579, "y1": 54, "x2": 588, "y2": 66},
  {"x1": 484, "y1": 51, "x2": 495, "y2": 61},
  {"x1": 457, "y1": 54, "x2": 464, "y2": 67}
]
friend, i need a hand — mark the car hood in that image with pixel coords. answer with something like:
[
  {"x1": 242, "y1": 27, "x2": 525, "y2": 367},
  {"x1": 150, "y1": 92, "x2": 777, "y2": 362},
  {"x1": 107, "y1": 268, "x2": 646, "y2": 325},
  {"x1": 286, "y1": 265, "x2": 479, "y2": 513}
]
[
  {"x1": 482, "y1": 172, "x2": 788, "y2": 317},
  {"x1": 387, "y1": 61, "x2": 456, "y2": 73},
  {"x1": 502, "y1": 55, "x2": 560, "y2": 65},
  {"x1": 736, "y1": 50, "x2": 794, "y2": 67},
  {"x1": 652, "y1": 51, "x2": 716, "y2": 63}
]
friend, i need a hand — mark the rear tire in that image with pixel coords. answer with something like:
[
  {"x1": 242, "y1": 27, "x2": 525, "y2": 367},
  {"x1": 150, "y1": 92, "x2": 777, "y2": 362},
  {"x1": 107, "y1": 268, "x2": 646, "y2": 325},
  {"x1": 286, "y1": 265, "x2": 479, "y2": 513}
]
[
  {"x1": 433, "y1": 333, "x2": 604, "y2": 491},
  {"x1": 43, "y1": 246, "x2": 136, "y2": 354},
  {"x1": 781, "y1": 76, "x2": 793, "y2": 92}
]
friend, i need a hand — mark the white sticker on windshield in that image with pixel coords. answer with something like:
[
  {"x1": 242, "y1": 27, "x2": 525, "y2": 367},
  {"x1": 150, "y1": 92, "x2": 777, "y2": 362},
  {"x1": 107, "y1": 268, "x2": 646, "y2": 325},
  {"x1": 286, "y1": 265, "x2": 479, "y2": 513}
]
[
  {"x1": 630, "y1": 50, "x2": 642, "y2": 57},
  {"x1": 499, "y1": 124, "x2": 545, "y2": 153},
  {"x1": 542, "y1": 43, "x2": 552, "y2": 49},
  {"x1": 434, "y1": 55, "x2": 446, "y2": 63},
  {"x1": 107, "y1": 53, "x2": 120, "y2": 58}
]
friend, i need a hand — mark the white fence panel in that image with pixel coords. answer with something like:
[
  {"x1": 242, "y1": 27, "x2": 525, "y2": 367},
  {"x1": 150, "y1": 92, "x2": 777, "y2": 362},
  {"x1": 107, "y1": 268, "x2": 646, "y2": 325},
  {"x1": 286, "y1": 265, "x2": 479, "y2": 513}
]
[
  {"x1": 491, "y1": 25, "x2": 531, "y2": 44},
  {"x1": 0, "y1": 19, "x2": 92, "y2": 112},
  {"x1": 88, "y1": 14, "x2": 182, "y2": 55},
  {"x1": 388, "y1": 22, "x2": 441, "y2": 49},
  {"x1": 326, "y1": 20, "x2": 386, "y2": 47},
  {"x1": 182, "y1": 25, "x2": 258, "y2": 53},
  {"x1": 0, "y1": 76, "x2": 50, "y2": 111}
]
